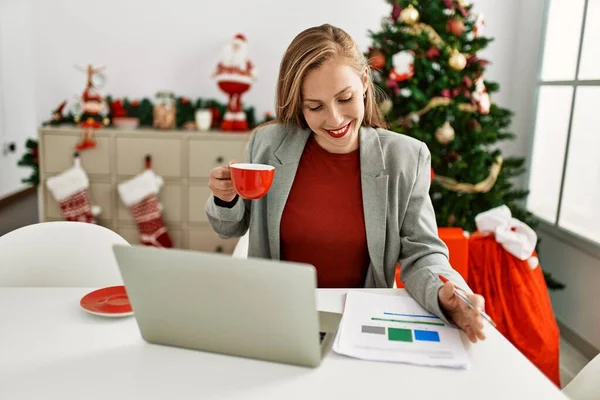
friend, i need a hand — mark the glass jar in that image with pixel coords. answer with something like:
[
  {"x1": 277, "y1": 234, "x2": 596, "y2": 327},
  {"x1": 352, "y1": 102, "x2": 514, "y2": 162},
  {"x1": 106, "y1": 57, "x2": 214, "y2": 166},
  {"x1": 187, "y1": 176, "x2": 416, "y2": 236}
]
[{"x1": 153, "y1": 91, "x2": 176, "y2": 130}]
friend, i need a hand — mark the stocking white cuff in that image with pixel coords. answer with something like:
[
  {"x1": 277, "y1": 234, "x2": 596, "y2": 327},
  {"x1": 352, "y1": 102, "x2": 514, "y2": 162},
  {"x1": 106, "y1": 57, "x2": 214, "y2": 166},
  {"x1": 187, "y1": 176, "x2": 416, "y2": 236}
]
[
  {"x1": 46, "y1": 158, "x2": 89, "y2": 202},
  {"x1": 118, "y1": 170, "x2": 164, "y2": 207}
]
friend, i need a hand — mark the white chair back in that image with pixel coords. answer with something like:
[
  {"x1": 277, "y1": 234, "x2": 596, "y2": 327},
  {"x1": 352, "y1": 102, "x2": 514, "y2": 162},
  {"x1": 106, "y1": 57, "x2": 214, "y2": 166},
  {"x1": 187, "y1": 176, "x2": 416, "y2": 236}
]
[
  {"x1": 562, "y1": 354, "x2": 600, "y2": 400},
  {"x1": 232, "y1": 230, "x2": 249, "y2": 259},
  {"x1": 0, "y1": 222, "x2": 129, "y2": 287}
]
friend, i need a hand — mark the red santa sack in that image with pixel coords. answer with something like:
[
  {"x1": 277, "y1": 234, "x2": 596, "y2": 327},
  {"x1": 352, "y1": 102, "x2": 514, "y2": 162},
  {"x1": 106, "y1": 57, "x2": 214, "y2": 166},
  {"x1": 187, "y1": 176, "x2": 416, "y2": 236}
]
[{"x1": 467, "y1": 207, "x2": 560, "y2": 387}]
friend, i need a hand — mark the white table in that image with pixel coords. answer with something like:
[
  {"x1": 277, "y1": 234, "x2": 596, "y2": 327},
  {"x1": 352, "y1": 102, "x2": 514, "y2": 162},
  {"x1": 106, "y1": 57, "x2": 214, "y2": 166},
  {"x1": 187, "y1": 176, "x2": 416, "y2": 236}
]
[{"x1": 0, "y1": 288, "x2": 567, "y2": 400}]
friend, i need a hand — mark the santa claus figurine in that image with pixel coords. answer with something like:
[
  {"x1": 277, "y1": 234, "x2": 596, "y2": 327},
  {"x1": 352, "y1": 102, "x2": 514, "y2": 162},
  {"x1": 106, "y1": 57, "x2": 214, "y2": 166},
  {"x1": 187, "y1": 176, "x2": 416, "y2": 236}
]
[
  {"x1": 473, "y1": 76, "x2": 491, "y2": 115},
  {"x1": 213, "y1": 33, "x2": 257, "y2": 131},
  {"x1": 74, "y1": 86, "x2": 109, "y2": 150},
  {"x1": 389, "y1": 50, "x2": 415, "y2": 83}
]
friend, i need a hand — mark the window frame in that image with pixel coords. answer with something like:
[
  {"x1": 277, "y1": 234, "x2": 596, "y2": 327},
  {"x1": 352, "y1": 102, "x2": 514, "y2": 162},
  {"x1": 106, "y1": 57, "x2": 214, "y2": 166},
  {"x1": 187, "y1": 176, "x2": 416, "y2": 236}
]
[{"x1": 527, "y1": 0, "x2": 600, "y2": 257}]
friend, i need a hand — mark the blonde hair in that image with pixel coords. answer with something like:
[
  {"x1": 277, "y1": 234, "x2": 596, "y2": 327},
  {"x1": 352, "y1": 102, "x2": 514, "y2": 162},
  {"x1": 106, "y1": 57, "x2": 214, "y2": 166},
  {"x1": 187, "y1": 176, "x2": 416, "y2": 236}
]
[{"x1": 275, "y1": 24, "x2": 388, "y2": 130}]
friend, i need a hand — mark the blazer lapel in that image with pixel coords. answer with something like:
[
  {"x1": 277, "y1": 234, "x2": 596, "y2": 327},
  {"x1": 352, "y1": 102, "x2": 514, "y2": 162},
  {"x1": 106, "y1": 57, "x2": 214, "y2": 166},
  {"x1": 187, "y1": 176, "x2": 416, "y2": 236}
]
[
  {"x1": 266, "y1": 126, "x2": 311, "y2": 260},
  {"x1": 360, "y1": 127, "x2": 388, "y2": 287}
]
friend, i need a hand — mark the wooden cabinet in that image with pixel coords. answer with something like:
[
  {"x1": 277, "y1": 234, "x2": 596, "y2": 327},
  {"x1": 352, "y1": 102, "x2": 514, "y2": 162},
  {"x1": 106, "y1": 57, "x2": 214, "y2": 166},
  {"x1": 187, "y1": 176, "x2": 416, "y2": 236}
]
[
  {"x1": 188, "y1": 139, "x2": 246, "y2": 178},
  {"x1": 188, "y1": 185, "x2": 213, "y2": 224},
  {"x1": 116, "y1": 136, "x2": 183, "y2": 178},
  {"x1": 188, "y1": 228, "x2": 239, "y2": 254},
  {"x1": 42, "y1": 135, "x2": 111, "y2": 175},
  {"x1": 38, "y1": 126, "x2": 251, "y2": 254}
]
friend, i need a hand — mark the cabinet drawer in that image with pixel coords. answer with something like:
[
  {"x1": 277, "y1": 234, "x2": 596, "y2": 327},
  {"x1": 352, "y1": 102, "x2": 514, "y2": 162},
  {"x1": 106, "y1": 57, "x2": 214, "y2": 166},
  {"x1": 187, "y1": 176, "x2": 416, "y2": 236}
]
[
  {"x1": 188, "y1": 139, "x2": 247, "y2": 178},
  {"x1": 117, "y1": 225, "x2": 183, "y2": 248},
  {"x1": 44, "y1": 181, "x2": 113, "y2": 219},
  {"x1": 42, "y1": 134, "x2": 110, "y2": 175},
  {"x1": 188, "y1": 227, "x2": 239, "y2": 254},
  {"x1": 188, "y1": 185, "x2": 212, "y2": 223},
  {"x1": 117, "y1": 183, "x2": 182, "y2": 223},
  {"x1": 116, "y1": 137, "x2": 182, "y2": 178}
]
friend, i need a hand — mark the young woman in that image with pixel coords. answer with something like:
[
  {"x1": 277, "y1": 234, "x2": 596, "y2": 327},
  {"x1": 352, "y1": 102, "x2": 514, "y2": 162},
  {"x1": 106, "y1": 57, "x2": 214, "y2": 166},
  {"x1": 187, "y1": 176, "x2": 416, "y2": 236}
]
[{"x1": 206, "y1": 24, "x2": 486, "y2": 343}]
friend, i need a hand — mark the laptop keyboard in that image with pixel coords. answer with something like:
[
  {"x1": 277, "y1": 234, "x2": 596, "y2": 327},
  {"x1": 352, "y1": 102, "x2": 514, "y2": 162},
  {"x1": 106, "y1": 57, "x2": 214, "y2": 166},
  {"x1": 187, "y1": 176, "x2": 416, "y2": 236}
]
[{"x1": 319, "y1": 331, "x2": 326, "y2": 343}]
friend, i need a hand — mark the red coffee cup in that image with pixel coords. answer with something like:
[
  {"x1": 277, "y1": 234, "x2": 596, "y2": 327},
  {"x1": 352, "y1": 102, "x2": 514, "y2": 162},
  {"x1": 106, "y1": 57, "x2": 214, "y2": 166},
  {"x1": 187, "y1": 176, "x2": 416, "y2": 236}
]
[{"x1": 229, "y1": 163, "x2": 275, "y2": 200}]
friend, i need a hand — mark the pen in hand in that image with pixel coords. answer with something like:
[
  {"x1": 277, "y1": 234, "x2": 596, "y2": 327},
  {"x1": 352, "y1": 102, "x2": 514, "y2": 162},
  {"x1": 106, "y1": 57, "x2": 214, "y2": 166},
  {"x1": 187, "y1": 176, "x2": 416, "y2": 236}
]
[{"x1": 434, "y1": 272, "x2": 497, "y2": 328}]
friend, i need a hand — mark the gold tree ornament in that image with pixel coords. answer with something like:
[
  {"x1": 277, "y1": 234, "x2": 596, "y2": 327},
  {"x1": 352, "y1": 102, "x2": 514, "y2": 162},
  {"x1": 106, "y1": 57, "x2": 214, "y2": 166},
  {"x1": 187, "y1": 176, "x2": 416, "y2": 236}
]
[
  {"x1": 379, "y1": 99, "x2": 393, "y2": 115},
  {"x1": 400, "y1": 5, "x2": 420, "y2": 25},
  {"x1": 449, "y1": 50, "x2": 467, "y2": 71},
  {"x1": 435, "y1": 121, "x2": 455, "y2": 144}
]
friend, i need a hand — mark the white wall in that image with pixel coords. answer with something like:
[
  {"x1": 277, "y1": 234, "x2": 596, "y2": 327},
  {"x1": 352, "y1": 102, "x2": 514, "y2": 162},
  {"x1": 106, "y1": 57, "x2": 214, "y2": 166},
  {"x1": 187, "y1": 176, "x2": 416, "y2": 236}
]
[
  {"x1": 31, "y1": 0, "x2": 393, "y2": 124},
  {"x1": 471, "y1": 0, "x2": 528, "y2": 185},
  {"x1": 0, "y1": 0, "x2": 525, "y2": 199},
  {"x1": 0, "y1": 0, "x2": 37, "y2": 198},
  {"x1": 538, "y1": 230, "x2": 600, "y2": 351},
  {"x1": 509, "y1": 0, "x2": 548, "y2": 190},
  {"x1": 473, "y1": 0, "x2": 520, "y2": 113}
]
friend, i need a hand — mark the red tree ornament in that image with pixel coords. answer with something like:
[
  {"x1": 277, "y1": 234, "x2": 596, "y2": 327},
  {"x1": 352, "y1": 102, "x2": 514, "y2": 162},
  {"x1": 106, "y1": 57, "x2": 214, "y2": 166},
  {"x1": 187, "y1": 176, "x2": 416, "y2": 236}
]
[
  {"x1": 447, "y1": 18, "x2": 465, "y2": 36},
  {"x1": 391, "y1": 2, "x2": 401, "y2": 22},
  {"x1": 369, "y1": 48, "x2": 386, "y2": 70},
  {"x1": 426, "y1": 46, "x2": 440, "y2": 60}
]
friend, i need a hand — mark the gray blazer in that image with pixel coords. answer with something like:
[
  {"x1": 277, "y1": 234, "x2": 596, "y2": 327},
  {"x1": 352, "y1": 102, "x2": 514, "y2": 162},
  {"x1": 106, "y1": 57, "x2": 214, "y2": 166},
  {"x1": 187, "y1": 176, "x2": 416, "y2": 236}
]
[{"x1": 205, "y1": 123, "x2": 470, "y2": 324}]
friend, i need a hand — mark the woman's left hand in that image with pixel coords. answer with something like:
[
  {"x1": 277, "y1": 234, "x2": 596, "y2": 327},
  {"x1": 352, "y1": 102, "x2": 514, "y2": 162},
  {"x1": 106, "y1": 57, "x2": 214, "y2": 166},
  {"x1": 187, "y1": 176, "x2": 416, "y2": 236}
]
[{"x1": 438, "y1": 280, "x2": 487, "y2": 343}]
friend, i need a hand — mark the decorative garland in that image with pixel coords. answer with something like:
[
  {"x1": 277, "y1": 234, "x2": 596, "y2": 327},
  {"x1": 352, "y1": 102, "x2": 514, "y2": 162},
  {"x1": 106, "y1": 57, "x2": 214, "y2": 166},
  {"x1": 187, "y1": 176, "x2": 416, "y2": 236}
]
[
  {"x1": 434, "y1": 156, "x2": 503, "y2": 193},
  {"x1": 42, "y1": 95, "x2": 271, "y2": 131},
  {"x1": 401, "y1": 23, "x2": 447, "y2": 47},
  {"x1": 397, "y1": 96, "x2": 477, "y2": 125}
]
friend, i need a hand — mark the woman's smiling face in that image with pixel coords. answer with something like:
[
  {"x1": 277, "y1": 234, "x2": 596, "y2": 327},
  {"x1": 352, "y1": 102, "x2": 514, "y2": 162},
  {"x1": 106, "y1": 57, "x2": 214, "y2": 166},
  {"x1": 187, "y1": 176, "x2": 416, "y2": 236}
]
[{"x1": 302, "y1": 56, "x2": 367, "y2": 154}]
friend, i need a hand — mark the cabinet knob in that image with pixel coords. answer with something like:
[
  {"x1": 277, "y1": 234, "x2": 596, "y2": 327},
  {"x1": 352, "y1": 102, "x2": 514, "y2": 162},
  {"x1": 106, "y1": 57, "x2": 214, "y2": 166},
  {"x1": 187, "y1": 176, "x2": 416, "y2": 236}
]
[
  {"x1": 216, "y1": 156, "x2": 224, "y2": 164},
  {"x1": 215, "y1": 245, "x2": 224, "y2": 253}
]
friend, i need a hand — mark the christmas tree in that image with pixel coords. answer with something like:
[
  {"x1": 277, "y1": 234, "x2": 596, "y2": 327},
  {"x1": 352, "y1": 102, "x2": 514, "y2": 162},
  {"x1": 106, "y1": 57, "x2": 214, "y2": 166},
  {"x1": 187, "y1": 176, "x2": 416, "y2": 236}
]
[{"x1": 367, "y1": 0, "x2": 564, "y2": 289}]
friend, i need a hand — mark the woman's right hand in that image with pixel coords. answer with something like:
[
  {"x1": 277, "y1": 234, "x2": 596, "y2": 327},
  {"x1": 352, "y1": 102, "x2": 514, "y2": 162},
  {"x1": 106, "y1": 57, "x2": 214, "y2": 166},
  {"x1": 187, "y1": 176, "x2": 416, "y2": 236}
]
[{"x1": 208, "y1": 162, "x2": 238, "y2": 202}]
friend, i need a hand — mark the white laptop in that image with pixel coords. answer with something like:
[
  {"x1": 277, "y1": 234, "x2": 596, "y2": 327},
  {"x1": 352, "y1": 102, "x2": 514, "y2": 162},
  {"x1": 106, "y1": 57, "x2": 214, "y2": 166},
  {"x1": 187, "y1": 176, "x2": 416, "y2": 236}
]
[{"x1": 112, "y1": 244, "x2": 342, "y2": 368}]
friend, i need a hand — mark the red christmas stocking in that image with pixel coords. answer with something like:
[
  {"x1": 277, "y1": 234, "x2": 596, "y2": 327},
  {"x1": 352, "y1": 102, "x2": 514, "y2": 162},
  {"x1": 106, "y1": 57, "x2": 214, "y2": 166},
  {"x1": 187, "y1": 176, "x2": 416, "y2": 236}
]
[
  {"x1": 118, "y1": 170, "x2": 173, "y2": 248},
  {"x1": 46, "y1": 157, "x2": 101, "y2": 223}
]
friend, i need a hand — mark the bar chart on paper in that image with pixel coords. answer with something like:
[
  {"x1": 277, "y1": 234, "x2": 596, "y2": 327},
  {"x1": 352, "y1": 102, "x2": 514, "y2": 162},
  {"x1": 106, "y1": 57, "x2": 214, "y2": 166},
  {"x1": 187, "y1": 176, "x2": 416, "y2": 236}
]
[{"x1": 333, "y1": 291, "x2": 469, "y2": 368}]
